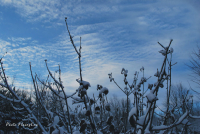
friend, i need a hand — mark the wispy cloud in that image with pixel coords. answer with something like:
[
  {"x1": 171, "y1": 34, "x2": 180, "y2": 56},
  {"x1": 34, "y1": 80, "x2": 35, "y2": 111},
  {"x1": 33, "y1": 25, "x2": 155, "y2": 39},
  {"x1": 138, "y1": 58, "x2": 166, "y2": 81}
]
[
  {"x1": 8, "y1": 37, "x2": 31, "y2": 42},
  {"x1": 0, "y1": 0, "x2": 61, "y2": 22}
]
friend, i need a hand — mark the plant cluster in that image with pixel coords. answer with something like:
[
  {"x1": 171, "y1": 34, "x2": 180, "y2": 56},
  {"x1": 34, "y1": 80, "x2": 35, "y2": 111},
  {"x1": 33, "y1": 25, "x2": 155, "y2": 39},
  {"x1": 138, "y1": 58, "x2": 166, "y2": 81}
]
[{"x1": 0, "y1": 18, "x2": 199, "y2": 134}]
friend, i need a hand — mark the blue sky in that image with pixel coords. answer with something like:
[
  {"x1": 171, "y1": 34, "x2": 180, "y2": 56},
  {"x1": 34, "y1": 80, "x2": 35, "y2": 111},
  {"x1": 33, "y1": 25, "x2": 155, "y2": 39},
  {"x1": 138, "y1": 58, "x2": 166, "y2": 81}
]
[{"x1": 0, "y1": 0, "x2": 200, "y2": 109}]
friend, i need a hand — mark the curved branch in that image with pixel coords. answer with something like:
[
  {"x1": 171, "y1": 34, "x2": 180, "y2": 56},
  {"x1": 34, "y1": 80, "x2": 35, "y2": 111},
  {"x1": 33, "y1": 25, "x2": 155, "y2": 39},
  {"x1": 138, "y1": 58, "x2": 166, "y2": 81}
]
[
  {"x1": 189, "y1": 114, "x2": 200, "y2": 119},
  {"x1": 44, "y1": 60, "x2": 64, "y2": 89},
  {"x1": 152, "y1": 110, "x2": 188, "y2": 131},
  {"x1": 0, "y1": 92, "x2": 21, "y2": 103}
]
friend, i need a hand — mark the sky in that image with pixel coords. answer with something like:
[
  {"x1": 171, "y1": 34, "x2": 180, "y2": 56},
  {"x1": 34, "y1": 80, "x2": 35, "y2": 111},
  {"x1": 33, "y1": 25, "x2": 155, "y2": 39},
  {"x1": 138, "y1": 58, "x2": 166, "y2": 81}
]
[{"x1": 0, "y1": 0, "x2": 200, "y2": 110}]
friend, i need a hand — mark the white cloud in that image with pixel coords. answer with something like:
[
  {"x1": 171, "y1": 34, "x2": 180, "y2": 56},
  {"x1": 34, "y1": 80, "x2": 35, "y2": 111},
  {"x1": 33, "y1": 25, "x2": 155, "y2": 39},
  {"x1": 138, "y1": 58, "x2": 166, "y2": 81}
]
[
  {"x1": 0, "y1": 0, "x2": 119, "y2": 23},
  {"x1": 8, "y1": 37, "x2": 31, "y2": 42},
  {"x1": 0, "y1": 0, "x2": 61, "y2": 22}
]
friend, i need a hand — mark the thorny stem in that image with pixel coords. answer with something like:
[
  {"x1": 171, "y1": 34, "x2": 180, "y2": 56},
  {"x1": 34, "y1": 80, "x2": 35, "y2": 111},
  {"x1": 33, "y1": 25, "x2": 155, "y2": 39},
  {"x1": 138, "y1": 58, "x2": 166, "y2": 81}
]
[
  {"x1": 79, "y1": 37, "x2": 82, "y2": 81},
  {"x1": 56, "y1": 65, "x2": 71, "y2": 132},
  {"x1": 65, "y1": 18, "x2": 97, "y2": 134},
  {"x1": 0, "y1": 52, "x2": 7, "y2": 62},
  {"x1": 126, "y1": 92, "x2": 128, "y2": 132},
  {"x1": 65, "y1": 18, "x2": 81, "y2": 57},
  {"x1": 142, "y1": 68, "x2": 144, "y2": 116},
  {"x1": 149, "y1": 39, "x2": 173, "y2": 131},
  {"x1": 30, "y1": 63, "x2": 59, "y2": 131},
  {"x1": 45, "y1": 61, "x2": 73, "y2": 134}
]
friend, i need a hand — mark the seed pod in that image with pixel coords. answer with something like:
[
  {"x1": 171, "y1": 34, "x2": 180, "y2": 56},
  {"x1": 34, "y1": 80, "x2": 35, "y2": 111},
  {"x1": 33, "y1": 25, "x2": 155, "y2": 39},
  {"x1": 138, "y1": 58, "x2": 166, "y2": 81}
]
[
  {"x1": 109, "y1": 124, "x2": 114, "y2": 132},
  {"x1": 106, "y1": 116, "x2": 113, "y2": 125},
  {"x1": 80, "y1": 120, "x2": 85, "y2": 126},
  {"x1": 85, "y1": 110, "x2": 91, "y2": 116},
  {"x1": 105, "y1": 103, "x2": 111, "y2": 111},
  {"x1": 80, "y1": 123, "x2": 87, "y2": 133},
  {"x1": 95, "y1": 106, "x2": 100, "y2": 114}
]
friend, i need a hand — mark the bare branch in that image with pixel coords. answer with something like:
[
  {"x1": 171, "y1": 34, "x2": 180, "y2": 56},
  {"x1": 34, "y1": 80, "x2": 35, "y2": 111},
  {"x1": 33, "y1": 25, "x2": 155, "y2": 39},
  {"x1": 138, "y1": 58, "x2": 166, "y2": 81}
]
[{"x1": 65, "y1": 18, "x2": 81, "y2": 57}]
